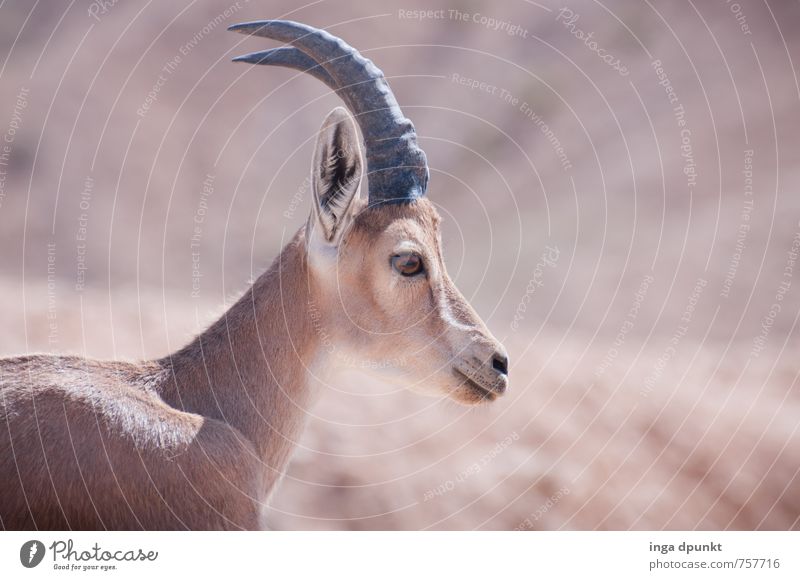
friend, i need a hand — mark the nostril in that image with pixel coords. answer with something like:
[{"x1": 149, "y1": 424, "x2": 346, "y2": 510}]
[{"x1": 491, "y1": 353, "x2": 509, "y2": 376}]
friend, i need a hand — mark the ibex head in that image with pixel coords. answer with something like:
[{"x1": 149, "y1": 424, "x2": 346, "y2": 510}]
[{"x1": 230, "y1": 21, "x2": 508, "y2": 405}]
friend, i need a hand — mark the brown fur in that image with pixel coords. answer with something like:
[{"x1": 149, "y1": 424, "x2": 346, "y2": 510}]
[
  {"x1": 0, "y1": 234, "x2": 311, "y2": 530},
  {"x1": 0, "y1": 111, "x2": 507, "y2": 530}
]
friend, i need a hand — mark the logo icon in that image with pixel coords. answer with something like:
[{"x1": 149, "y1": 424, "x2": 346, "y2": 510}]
[{"x1": 20, "y1": 540, "x2": 46, "y2": 568}]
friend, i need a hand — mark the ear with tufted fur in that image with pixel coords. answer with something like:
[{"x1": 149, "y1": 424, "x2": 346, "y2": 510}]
[{"x1": 309, "y1": 107, "x2": 363, "y2": 244}]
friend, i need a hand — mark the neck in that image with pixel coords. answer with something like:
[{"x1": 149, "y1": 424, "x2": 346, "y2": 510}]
[{"x1": 158, "y1": 230, "x2": 323, "y2": 495}]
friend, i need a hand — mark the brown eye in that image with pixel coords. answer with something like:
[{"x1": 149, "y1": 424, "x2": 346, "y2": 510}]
[{"x1": 391, "y1": 252, "x2": 424, "y2": 277}]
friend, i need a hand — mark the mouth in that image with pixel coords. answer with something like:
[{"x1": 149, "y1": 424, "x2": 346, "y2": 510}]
[{"x1": 453, "y1": 369, "x2": 499, "y2": 403}]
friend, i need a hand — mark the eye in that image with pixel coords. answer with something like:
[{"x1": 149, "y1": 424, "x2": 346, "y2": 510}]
[{"x1": 391, "y1": 252, "x2": 424, "y2": 277}]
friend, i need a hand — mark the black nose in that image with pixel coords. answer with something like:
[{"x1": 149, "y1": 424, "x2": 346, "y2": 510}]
[{"x1": 491, "y1": 352, "x2": 509, "y2": 376}]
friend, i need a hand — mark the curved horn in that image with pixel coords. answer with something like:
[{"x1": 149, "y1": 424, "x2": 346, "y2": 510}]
[
  {"x1": 229, "y1": 20, "x2": 428, "y2": 204},
  {"x1": 232, "y1": 47, "x2": 336, "y2": 87}
]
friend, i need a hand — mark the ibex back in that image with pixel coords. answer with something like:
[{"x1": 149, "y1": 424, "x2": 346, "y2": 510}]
[{"x1": 0, "y1": 20, "x2": 509, "y2": 530}]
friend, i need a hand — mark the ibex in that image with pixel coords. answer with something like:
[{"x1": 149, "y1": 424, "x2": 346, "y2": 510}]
[{"x1": 0, "y1": 21, "x2": 508, "y2": 530}]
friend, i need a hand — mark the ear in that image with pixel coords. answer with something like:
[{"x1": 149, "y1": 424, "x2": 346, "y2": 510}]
[{"x1": 309, "y1": 107, "x2": 363, "y2": 244}]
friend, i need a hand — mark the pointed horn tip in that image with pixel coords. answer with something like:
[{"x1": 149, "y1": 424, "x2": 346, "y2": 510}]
[
  {"x1": 227, "y1": 19, "x2": 429, "y2": 204},
  {"x1": 227, "y1": 22, "x2": 260, "y2": 34},
  {"x1": 230, "y1": 50, "x2": 288, "y2": 65},
  {"x1": 231, "y1": 53, "x2": 275, "y2": 64},
  {"x1": 228, "y1": 20, "x2": 281, "y2": 34}
]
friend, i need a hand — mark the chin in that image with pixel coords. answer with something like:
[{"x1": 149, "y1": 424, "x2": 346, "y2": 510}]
[
  {"x1": 449, "y1": 384, "x2": 499, "y2": 406},
  {"x1": 443, "y1": 371, "x2": 500, "y2": 405},
  {"x1": 405, "y1": 373, "x2": 503, "y2": 405}
]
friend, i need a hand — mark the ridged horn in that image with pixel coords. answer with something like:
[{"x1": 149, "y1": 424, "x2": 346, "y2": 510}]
[{"x1": 229, "y1": 20, "x2": 429, "y2": 204}]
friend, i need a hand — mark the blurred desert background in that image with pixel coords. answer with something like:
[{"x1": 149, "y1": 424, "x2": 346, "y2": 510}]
[{"x1": 1, "y1": 0, "x2": 799, "y2": 529}]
